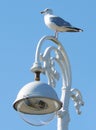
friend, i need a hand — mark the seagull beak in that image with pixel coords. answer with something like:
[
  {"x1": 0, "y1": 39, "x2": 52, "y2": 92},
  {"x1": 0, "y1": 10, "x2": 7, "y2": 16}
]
[{"x1": 40, "y1": 10, "x2": 44, "y2": 14}]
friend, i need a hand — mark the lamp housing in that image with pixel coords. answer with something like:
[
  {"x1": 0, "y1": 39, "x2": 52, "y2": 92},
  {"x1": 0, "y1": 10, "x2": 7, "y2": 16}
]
[{"x1": 13, "y1": 81, "x2": 62, "y2": 126}]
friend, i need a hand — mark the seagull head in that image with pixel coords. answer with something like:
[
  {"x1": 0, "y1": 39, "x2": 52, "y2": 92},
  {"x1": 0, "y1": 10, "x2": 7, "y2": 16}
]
[{"x1": 41, "y1": 8, "x2": 53, "y2": 15}]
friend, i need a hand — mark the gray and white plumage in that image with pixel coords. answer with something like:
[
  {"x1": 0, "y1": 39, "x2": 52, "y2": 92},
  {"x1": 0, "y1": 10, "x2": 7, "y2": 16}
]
[{"x1": 41, "y1": 8, "x2": 83, "y2": 38}]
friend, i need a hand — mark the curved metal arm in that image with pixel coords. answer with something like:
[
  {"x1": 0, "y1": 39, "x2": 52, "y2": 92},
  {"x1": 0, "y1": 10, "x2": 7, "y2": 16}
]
[{"x1": 31, "y1": 35, "x2": 72, "y2": 89}]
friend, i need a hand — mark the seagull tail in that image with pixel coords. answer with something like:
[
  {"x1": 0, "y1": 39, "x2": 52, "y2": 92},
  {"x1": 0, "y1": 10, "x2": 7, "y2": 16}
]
[
  {"x1": 63, "y1": 26, "x2": 83, "y2": 32},
  {"x1": 73, "y1": 27, "x2": 83, "y2": 32},
  {"x1": 66, "y1": 27, "x2": 83, "y2": 32}
]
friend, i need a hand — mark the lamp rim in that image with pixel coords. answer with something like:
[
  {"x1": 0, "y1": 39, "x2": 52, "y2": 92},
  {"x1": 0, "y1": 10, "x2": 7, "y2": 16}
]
[{"x1": 13, "y1": 96, "x2": 62, "y2": 114}]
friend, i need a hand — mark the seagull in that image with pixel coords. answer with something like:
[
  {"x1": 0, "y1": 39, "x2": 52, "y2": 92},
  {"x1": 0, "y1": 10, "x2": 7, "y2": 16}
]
[{"x1": 41, "y1": 8, "x2": 83, "y2": 38}]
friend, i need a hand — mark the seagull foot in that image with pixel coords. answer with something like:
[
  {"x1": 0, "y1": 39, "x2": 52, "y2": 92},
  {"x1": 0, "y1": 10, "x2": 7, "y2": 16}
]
[
  {"x1": 53, "y1": 36, "x2": 58, "y2": 39},
  {"x1": 55, "y1": 31, "x2": 58, "y2": 39}
]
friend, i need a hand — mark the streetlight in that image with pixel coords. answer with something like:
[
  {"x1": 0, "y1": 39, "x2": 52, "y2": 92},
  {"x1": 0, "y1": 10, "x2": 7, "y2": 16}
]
[{"x1": 13, "y1": 36, "x2": 84, "y2": 129}]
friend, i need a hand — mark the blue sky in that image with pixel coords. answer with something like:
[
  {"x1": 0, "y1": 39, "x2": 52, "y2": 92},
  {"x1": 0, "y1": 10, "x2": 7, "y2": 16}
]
[{"x1": 0, "y1": 0, "x2": 96, "y2": 130}]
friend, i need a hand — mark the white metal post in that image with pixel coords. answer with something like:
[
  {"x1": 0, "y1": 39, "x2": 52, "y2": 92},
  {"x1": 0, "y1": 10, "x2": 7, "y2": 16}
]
[{"x1": 31, "y1": 35, "x2": 84, "y2": 130}]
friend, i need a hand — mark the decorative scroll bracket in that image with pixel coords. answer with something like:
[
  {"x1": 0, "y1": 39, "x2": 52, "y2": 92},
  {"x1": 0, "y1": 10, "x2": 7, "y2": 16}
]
[{"x1": 70, "y1": 88, "x2": 84, "y2": 114}]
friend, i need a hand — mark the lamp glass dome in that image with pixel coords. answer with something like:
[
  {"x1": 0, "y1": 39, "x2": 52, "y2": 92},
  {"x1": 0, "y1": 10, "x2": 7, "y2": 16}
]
[
  {"x1": 18, "y1": 111, "x2": 55, "y2": 126},
  {"x1": 13, "y1": 81, "x2": 62, "y2": 126}
]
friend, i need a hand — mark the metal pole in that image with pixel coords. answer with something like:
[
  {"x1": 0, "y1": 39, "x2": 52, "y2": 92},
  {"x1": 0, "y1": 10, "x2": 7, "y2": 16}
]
[{"x1": 31, "y1": 35, "x2": 84, "y2": 130}]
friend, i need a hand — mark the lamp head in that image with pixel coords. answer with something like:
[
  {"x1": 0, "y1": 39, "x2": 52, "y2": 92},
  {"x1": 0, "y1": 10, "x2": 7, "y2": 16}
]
[{"x1": 13, "y1": 81, "x2": 62, "y2": 126}]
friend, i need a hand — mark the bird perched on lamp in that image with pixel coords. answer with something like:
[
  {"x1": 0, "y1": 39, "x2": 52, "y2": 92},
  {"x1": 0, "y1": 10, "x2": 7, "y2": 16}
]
[{"x1": 41, "y1": 8, "x2": 83, "y2": 39}]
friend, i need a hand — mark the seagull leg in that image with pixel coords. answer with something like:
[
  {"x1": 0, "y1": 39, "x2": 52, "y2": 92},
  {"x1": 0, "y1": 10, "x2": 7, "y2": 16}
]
[{"x1": 55, "y1": 31, "x2": 58, "y2": 39}]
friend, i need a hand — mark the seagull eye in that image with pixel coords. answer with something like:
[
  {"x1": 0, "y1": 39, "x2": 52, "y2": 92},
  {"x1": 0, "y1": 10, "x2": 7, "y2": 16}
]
[{"x1": 46, "y1": 8, "x2": 50, "y2": 12}]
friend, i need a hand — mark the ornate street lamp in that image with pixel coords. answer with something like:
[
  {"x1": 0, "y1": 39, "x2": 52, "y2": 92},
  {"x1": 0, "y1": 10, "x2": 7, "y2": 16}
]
[{"x1": 13, "y1": 36, "x2": 84, "y2": 129}]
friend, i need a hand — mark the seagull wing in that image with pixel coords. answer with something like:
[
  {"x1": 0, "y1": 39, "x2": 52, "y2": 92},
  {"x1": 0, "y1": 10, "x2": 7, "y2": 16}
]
[
  {"x1": 50, "y1": 16, "x2": 83, "y2": 32},
  {"x1": 50, "y1": 16, "x2": 72, "y2": 27}
]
